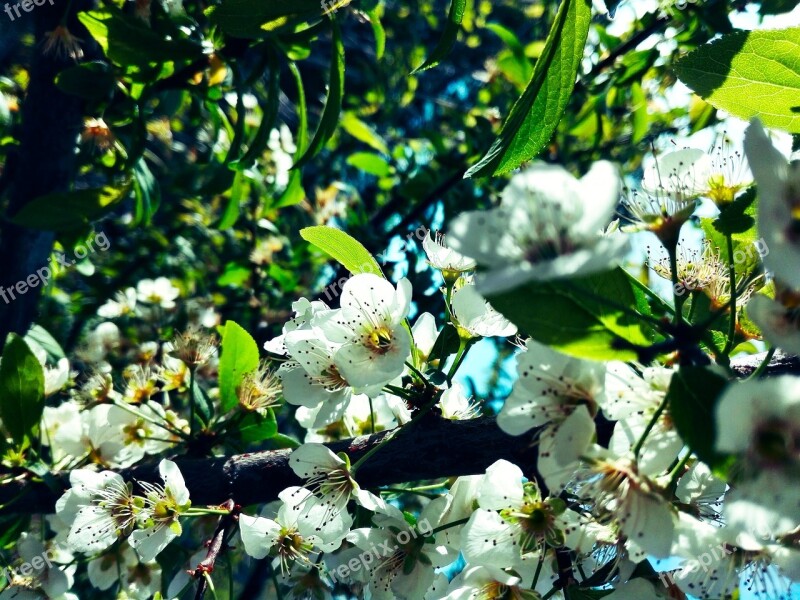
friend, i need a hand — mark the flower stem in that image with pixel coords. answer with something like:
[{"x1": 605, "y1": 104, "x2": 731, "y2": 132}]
[
  {"x1": 189, "y1": 366, "x2": 197, "y2": 439},
  {"x1": 747, "y1": 346, "x2": 776, "y2": 380},
  {"x1": 633, "y1": 394, "x2": 669, "y2": 461},
  {"x1": 667, "y1": 452, "x2": 692, "y2": 490},
  {"x1": 429, "y1": 516, "x2": 471, "y2": 535},
  {"x1": 447, "y1": 338, "x2": 469, "y2": 383},
  {"x1": 723, "y1": 233, "x2": 738, "y2": 356}
]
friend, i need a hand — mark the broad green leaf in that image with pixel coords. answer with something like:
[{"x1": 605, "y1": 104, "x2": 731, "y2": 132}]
[
  {"x1": 486, "y1": 269, "x2": 658, "y2": 360},
  {"x1": 218, "y1": 321, "x2": 260, "y2": 412},
  {"x1": 675, "y1": 28, "x2": 800, "y2": 133},
  {"x1": 667, "y1": 366, "x2": 734, "y2": 477},
  {"x1": 78, "y1": 9, "x2": 204, "y2": 67},
  {"x1": 347, "y1": 152, "x2": 392, "y2": 177},
  {"x1": 0, "y1": 335, "x2": 45, "y2": 447},
  {"x1": 217, "y1": 262, "x2": 251, "y2": 287},
  {"x1": 294, "y1": 20, "x2": 345, "y2": 169},
  {"x1": 11, "y1": 184, "x2": 131, "y2": 232},
  {"x1": 55, "y1": 62, "x2": 115, "y2": 100},
  {"x1": 300, "y1": 226, "x2": 384, "y2": 277},
  {"x1": 341, "y1": 113, "x2": 389, "y2": 155},
  {"x1": 465, "y1": 0, "x2": 592, "y2": 177},
  {"x1": 412, "y1": 0, "x2": 466, "y2": 73},
  {"x1": 237, "y1": 410, "x2": 278, "y2": 443}
]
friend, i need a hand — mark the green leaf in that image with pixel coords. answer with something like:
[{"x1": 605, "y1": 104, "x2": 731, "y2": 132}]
[
  {"x1": 365, "y1": 5, "x2": 386, "y2": 60},
  {"x1": 412, "y1": 0, "x2": 466, "y2": 73},
  {"x1": 219, "y1": 170, "x2": 247, "y2": 230},
  {"x1": 78, "y1": 8, "x2": 204, "y2": 67},
  {"x1": 191, "y1": 379, "x2": 215, "y2": 427},
  {"x1": 132, "y1": 159, "x2": 161, "y2": 226},
  {"x1": 55, "y1": 62, "x2": 115, "y2": 100},
  {"x1": 0, "y1": 515, "x2": 31, "y2": 550},
  {"x1": 486, "y1": 269, "x2": 658, "y2": 360},
  {"x1": 0, "y1": 335, "x2": 45, "y2": 447},
  {"x1": 217, "y1": 262, "x2": 251, "y2": 287},
  {"x1": 276, "y1": 62, "x2": 309, "y2": 209},
  {"x1": 347, "y1": 152, "x2": 392, "y2": 177},
  {"x1": 465, "y1": 0, "x2": 592, "y2": 177},
  {"x1": 11, "y1": 184, "x2": 131, "y2": 232},
  {"x1": 218, "y1": 321, "x2": 260, "y2": 412},
  {"x1": 234, "y1": 54, "x2": 281, "y2": 170},
  {"x1": 237, "y1": 410, "x2": 278, "y2": 443},
  {"x1": 667, "y1": 366, "x2": 733, "y2": 477},
  {"x1": 300, "y1": 226, "x2": 384, "y2": 277},
  {"x1": 675, "y1": 27, "x2": 800, "y2": 133},
  {"x1": 207, "y1": 0, "x2": 340, "y2": 38},
  {"x1": 25, "y1": 325, "x2": 65, "y2": 361},
  {"x1": 293, "y1": 19, "x2": 345, "y2": 169},
  {"x1": 712, "y1": 187, "x2": 757, "y2": 236},
  {"x1": 341, "y1": 113, "x2": 389, "y2": 155}
]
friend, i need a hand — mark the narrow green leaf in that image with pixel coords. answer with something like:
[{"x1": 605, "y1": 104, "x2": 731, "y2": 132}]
[
  {"x1": 675, "y1": 27, "x2": 800, "y2": 133},
  {"x1": 341, "y1": 113, "x2": 389, "y2": 155},
  {"x1": 293, "y1": 19, "x2": 345, "y2": 169},
  {"x1": 235, "y1": 53, "x2": 281, "y2": 170},
  {"x1": 276, "y1": 62, "x2": 309, "y2": 208},
  {"x1": 300, "y1": 226, "x2": 384, "y2": 277},
  {"x1": 218, "y1": 321, "x2": 260, "y2": 412},
  {"x1": 347, "y1": 152, "x2": 392, "y2": 177},
  {"x1": 11, "y1": 184, "x2": 131, "y2": 232},
  {"x1": 132, "y1": 159, "x2": 161, "y2": 226},
  {"x1": 366, "y1": 5, "x2": 386, "y2": 60},
  {"x1": 412, "y1": 0, "x2": 466, "y2": 73},
  {"x1": 465, "y1": 0, "x2": 592, "y2": 178},
  {"x1": 0, "y1": 335, "x2": 45, "y2": 447},
  {"x1": 191, "y1": 379, "x2": 215, "y2": 426},
  {"x1": 219, "y1": 171, "x2": 246, "y2": 231}
]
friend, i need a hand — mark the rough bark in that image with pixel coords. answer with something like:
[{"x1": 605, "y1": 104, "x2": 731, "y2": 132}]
[{"x1": 0, "y1": 352, "x2": 793, "y2": 517}]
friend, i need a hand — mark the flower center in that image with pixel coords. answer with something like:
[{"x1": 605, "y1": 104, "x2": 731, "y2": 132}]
[
  {"x1": 367, "y1": 326, "x2": 394, "y2": 354},
  {"x1": 752, "y1": 420, "x2": 798, "y2": 466}
]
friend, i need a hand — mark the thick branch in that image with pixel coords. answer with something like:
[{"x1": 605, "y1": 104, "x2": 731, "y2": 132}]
[
  {"x1": 0, "y1": 352, "x2": 796, "y2": 517},
  {"x1": 0, "y1": 415, "x2": 537, "y2": 516}
]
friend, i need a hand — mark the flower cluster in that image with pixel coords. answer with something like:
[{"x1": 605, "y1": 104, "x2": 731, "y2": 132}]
[{"x1": 4, "y1": 122, "x2": 800, "y2": 600}]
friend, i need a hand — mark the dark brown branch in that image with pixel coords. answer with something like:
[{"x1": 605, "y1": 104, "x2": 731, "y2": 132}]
[
  {"x1": 192, "y1": 499, "x2": 239, "y2": 600},
  {"x1": 0, "y1": 352, "x2": 796, "y2": 517},
  {"x1": 0, "y1": 415, "x2": 537, "y2": 516}
]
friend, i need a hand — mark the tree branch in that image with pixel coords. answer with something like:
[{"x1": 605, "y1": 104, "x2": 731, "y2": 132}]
[
  {"x1": 0, "y1": 352, "x2": 796, "y2": 517},
  {"x1": 0, "y1": 415, "x2": 537, "y2": 516}
]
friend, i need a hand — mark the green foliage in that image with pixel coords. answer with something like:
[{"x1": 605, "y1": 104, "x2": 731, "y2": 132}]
[
  {"x1": 300, "y1": 226, "x2": 384, "y2": 276},
  {"x1": 11, "y1": 185, "x2": 131, "y2": 232},
  {"x1": 0, "y1": 335, "x2": 45, "y2": 447},
  {"x1": 218, "y1": 321, "x2": 260, "y2": 412},
  {"x1": 236, "y1": 410, "x2": 278, "y2": 443},
  {"x1": 676, "y1": 27, "x2": 800, "y2": 133},
  {"x1": 667, "y1": 366, "x2": 734, "y2": 478},
  {"x1": 294, "y1": 20, "x2": 345, "y2": 169},
  {"x1": 78, "y1": 8, "x2": 204, "y2": 67},
  {"x1": 486, "y1": 269, "x2": 658, "y2": 360},
  {"x1": 412, "y1": 0, "x2": 466, "y2": 73},
  {"x1": 465, "y1": 0, "x2": 592, "y2": 177}
]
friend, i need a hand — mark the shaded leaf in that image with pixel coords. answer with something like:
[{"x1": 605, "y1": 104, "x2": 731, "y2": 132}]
[
  {"x1": 412, "y1": 0, "x2": 466, "y2": 73},
  {"x1": 0, "y1": 335, "x2": 45, "y2": 447}
]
